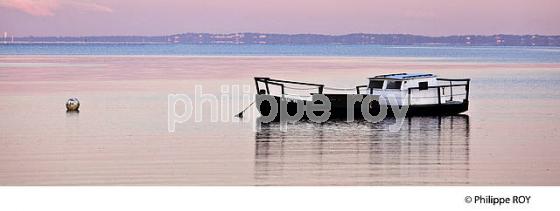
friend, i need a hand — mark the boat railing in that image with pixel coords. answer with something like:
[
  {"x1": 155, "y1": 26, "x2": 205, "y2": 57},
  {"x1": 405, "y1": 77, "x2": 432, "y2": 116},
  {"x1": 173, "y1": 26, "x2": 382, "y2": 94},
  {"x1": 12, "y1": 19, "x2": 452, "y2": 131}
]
[
  {"x1": 255, "y1": 77, "x2": 470, "y2": 106},
  {"x1": 254, "y1": 77, "x2": 325, "y2": 95},
  {"x1": 355, "y1": 85, "x2": 368, "y2": 94},
  {"x1": 407, "y1": 78, "x2": 470, "y2": 105}
]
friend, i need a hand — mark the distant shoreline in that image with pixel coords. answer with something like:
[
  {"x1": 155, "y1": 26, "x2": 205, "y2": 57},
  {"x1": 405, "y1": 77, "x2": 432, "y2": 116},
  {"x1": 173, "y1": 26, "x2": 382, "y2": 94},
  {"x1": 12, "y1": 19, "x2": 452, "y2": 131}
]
[{"x1": 2, "y1": 33, "x2": 560, "y2": 47}]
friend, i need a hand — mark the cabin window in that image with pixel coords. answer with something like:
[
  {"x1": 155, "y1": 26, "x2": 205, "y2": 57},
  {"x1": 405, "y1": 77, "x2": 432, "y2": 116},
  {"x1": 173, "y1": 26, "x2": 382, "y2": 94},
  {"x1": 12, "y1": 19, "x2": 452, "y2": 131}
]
[
  {"x1": 386, "y1": 81, "x2": 402, "y2": 89},
  {"x1": 369, "y1": 80, "x2": 384, "y2": 89},
  {"x1": 419, "y1": 81, "x2": 429, "y2": 90}
]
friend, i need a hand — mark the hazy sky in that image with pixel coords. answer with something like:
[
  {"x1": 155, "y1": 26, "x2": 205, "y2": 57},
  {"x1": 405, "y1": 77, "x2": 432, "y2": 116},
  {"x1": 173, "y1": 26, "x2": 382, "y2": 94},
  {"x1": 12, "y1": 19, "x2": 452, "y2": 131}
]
[{"x1": 0, "y1": 0, "x2": 559, "y2": 36}]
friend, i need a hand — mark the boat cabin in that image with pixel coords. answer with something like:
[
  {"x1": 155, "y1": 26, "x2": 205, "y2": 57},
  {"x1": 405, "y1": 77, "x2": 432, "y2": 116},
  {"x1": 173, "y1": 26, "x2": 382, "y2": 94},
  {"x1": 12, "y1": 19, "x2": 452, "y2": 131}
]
[
  {"x1": 350, "y1": 73, "x2": 469, "y2": 106},
  {"x1": 366, "y1": 73, "x2": 437, "y2": 93}
]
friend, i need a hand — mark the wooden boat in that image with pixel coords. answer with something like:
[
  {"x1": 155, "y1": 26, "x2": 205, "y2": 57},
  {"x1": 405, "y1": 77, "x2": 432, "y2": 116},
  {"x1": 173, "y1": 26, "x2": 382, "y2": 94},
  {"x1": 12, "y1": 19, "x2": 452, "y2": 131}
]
[{"x1": 254, "y1": 73, "x2": 470, "y2": 121}]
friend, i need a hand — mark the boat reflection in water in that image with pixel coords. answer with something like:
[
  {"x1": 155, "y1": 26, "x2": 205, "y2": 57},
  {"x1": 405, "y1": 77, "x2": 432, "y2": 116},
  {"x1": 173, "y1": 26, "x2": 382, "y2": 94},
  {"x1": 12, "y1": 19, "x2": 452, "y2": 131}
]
[{"x1": 255, "y1": 115, "x2": 470, "y2": 185}]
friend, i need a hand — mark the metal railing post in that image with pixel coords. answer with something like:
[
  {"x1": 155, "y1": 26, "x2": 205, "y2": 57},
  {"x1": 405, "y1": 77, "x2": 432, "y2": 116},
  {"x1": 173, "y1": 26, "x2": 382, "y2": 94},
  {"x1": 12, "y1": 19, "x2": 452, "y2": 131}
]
[
  {"x1": 408, "y1": 88, "x2": 412, "y2": 106},
  {"x1": 265, "y1": 79, "x2": 270, "y2": 94},
  {"x1": 437, "y1": 87, "x2": 441, "y2": 105},
  {"x1": 466, "y1": 80, "x2": 470, "y2": 101},
  {"x1": 449, "y1": 81, "x2": 453, "y2": 101}
]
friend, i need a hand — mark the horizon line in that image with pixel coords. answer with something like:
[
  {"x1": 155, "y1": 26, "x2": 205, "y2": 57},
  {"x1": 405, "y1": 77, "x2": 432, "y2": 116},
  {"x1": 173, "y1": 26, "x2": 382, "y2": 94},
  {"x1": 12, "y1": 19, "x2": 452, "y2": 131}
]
[{"x1": 8, "y1": 32, "x2": 560, "y2": 38}]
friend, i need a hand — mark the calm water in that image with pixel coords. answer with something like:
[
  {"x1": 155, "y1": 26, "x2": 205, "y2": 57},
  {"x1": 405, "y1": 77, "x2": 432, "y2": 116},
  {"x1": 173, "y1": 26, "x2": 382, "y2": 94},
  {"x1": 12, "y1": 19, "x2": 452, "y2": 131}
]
[
  {"x1": 1, "y1": 44, "x2": 560, "y2": 63},
  {"x1": 0, "y1": 46, "x2": 560, "y2": 185},
  {"x1": 255, "y1": 117, "x2": 470, "y2": 185}
]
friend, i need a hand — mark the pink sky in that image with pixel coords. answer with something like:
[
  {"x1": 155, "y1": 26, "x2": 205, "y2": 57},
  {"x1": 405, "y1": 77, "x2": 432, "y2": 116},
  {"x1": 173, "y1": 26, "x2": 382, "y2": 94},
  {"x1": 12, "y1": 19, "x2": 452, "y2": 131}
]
[{"x1": 0, "y1": 0, "x2": 559, "y2": 36}]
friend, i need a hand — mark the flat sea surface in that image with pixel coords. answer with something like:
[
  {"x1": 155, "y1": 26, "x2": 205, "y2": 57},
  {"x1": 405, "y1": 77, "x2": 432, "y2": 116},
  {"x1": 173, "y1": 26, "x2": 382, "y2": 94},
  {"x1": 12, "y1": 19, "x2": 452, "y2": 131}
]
[{"x1": 1, "y1": 44, "x2": 559, "y2": 185}]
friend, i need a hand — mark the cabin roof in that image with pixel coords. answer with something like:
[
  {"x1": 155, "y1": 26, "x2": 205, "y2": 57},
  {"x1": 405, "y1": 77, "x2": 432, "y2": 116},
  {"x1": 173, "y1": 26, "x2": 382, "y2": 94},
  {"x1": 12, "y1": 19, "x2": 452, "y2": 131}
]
[{"x1": 370, "y1": 73, "x2": 435, "y2": 80}]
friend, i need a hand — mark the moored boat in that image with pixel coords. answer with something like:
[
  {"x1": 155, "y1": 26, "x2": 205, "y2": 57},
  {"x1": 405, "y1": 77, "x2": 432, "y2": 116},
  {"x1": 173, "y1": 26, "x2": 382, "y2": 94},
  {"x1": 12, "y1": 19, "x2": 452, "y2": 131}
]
[{"x1": 254, "y1": 73, "x2": 470, "y2": 122}]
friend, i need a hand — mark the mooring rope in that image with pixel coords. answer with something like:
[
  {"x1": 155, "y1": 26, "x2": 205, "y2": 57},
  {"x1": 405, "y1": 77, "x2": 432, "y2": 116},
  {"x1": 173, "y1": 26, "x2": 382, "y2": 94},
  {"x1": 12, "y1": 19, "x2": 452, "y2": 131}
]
[{"x1": 234, "y1": 100, "x2": 255, "y2": 118}]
